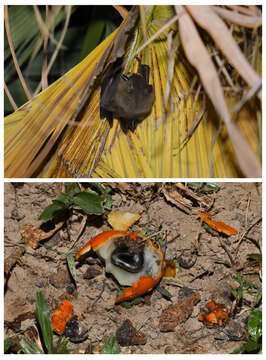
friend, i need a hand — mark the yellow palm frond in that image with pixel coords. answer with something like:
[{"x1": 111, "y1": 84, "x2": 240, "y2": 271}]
[{"x1": 5, "y1": 5, "x2": 261, "y2": 178}]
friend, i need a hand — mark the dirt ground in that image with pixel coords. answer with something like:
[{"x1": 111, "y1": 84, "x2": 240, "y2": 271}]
[{"x1": 4, "y1": 182, "x2": 262, "y2": 354}]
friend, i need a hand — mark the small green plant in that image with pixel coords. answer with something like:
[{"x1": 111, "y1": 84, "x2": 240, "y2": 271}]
[
  {"x1": 156, "y1": 285, "x2": 172, "y2": 300},
  {"x1": 101, "y1": 335, "x2": 120, "y2": 354},
  {"x1": 38, "y1": 183, "x2": 112, "y2": 284},
  {"x1": 230, "y1": 273, "x2": 261, "y2": 306},
  {"x1": 66, "y1": 253, "x2": 78, "y2": 285},
  {"x1": 230, "y1": 273, "x2": 244, "y2": 304},
  {"x1": 19, "y1": 291, "x2": 70, "y2": 354},
  {"x1": 232, "y1": 308, "x2": 262, "y2": 354},
  {"x1": 140, "y1": 223, "x2": 164, "y2": 249},
  {"x1": 119, "y1": 296, "x2": 145, "y2": 309},
  {"x1": 187, "y1": 182, "x2": 219, "y2": 192},
  {"x1": 230, "y1": 271, "x2": 262, "y2": 354},
  {"x1": 39, "y1": 183, "x2": 112, "y2": 222},
  {"x1": 212, "y1": 257, "x2": 231, "y2": 267},
  {"x1": 4, "y1": 337, "x2": 13, "y2": 353}
]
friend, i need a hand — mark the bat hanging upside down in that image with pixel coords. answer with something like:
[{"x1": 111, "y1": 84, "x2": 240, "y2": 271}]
[{"x1": 100, "y1": 57, "x2": 155, "y2": 133}]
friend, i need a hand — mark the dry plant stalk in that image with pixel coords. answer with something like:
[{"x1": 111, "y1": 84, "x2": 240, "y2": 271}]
[
  {"x1": 176, "y1": 5, "x2": 261, "y2": 177},
  {"x1": 162, "y1": 183, "x2": 214, "y2": 214}
]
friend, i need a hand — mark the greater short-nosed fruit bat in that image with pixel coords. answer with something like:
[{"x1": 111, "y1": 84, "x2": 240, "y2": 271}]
[{"x1": 100, "y1": 57, "x2": 155, "y2": 133}]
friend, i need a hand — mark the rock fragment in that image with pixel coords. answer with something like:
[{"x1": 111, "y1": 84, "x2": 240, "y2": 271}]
[{"x1": 116, "y1": 319, "x2": 146, "y2": 346}]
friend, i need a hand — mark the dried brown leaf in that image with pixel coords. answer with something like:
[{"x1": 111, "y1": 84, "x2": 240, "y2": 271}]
[
  {"x1": 105, "y1": 182, "x2": 138, "y2": 195},
  {"x1": 21, "y1": 222, "x2": 64, "y2": 249},
  {"x1": 185, "y1": 5, "x2": 261, "y2": 99},
  {"x1": 212, "y1": 6, "x2": 262, "y2": 28},
  {"x1": 4, "y1": 312, "x2": 35, "y2": 331},
  {"x1": 162, "y1": 184, "x2": 192, "y2": 214},
  {"x1": 160, "y1": 291, "x2": 201, "y2": 332},
  {"x1": 162, "y1": 183, "x2": 213, "y2": 214},
  {"x1": 4, "y1": 246, "x2": 25, "y2": 286},
  {"x1": 116, "y1": 319, "x2": 146, "y2": 346}
]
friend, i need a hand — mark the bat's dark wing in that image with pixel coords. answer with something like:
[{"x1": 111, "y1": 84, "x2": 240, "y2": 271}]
[{"x1": 100, "y1": 58, "x2": 123, "y2": 126}]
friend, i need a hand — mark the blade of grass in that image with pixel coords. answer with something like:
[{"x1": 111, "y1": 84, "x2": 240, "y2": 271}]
[
  {"x1": 4, "y1": 81, "x2": 17, "y2": 111},
  {"x1": 35, "y1": 291, "x2": 53, "y2": 354},
  {"x1": 20, "y1": 337, "x2": 43, "y2": 354},
  {"x1": 101, "y1": 335, "x2": 120, "y2": 354},
  {"x1": 66, "y1": 254, "x2": 77, "y2": 284},
  {"x1": 4, "y1": 337, "x2": 13, "y2": 353},
  {"x1": 4, "y1": 6, "x2": 32, "y2": 100}
]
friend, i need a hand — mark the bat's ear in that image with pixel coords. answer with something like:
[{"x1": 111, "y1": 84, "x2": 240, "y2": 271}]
[
  {"x1": 135, "y1": 56, "x2": 150, "y2": 82},
  {"x1": 101, "y1": 58, "x2": 123, "y2": 95},
  {"x1": 106, "y1": 57, "x2": 123, "y2": 77},
  {"x1": 139, "y1": 64, "x2": 150, "y2": 83}
]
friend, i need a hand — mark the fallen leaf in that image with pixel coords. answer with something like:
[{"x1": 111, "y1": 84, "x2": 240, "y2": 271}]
[
  {"x1": 4, "y1": 311, "x2": 35, "y2": 332},
  {"x1": 4, "y1": 246, "x2": 25, "y2": 286},
  {"x1": 21, "y1": 222, "x2": 64, "y2": 249},
  {"x1": 116, "y1": 319, "x2": 146, "y2": 346},
  {"x1": 162, "y1": 183, "x2": 213, "y2": 214},
  {"x1": 160, "y1": 291, "x2": 201, "y2": 331}
]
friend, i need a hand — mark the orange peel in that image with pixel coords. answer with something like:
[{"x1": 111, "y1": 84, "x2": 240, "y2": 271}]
[
  {"x1": 51, "y1": 300, "x2": 74, "y2": 335},
  {"x1": 107, "y1": 211, "x2": 141, "y2": 231},
  {"x1": 198, "y1": 212, "x2": 238, "y2": 236},
  {"x1": 76, "y1": 230, "x2": 164, "y2": 303},
  {"x1": 198, "y1": 300, "x2": 230, "y2": 327},
  {"x1": 75, "y1": 230, "x2": 126, "y2": 258}
]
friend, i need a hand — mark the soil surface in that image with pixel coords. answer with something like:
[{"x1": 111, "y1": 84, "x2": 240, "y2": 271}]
[{"x1": 4, "y1": 182, "x2": 262, "y2": 354}]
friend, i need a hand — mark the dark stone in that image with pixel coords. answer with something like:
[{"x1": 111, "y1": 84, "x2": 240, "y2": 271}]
[{"x1": 116, "y1": 319, "x2": 146, "y2": 346}]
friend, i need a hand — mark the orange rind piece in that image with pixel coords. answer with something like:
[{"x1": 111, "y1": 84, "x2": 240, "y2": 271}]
[
  {"x1": 115, "y1": 274, "x2": 162, "y2": 303},
  {"x1": 76, "y1": 230, "x2": 164, "y2": 303},
  {"x1": 198, "y1": 212, "x2": 238, "y2": 236},
  {"x1": 199, "y1": 300, "x2": 230, "y2": 327},
  {"x1": 107, "y1": 211, "x2": 141, "y2": 231},
  {"x1": 51, "y1": 300, "x2": 74, "y2": 335},
  {"x1": 75, "y1": 230, "x2": 127, "y2": 259},
  {"x1": 163, "y1": 259, "x2": 177, "y2": 278}
]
